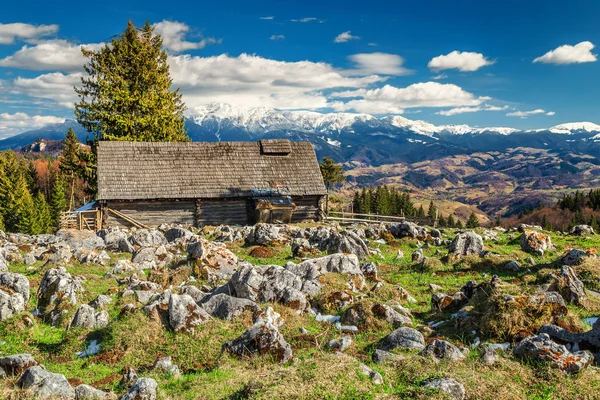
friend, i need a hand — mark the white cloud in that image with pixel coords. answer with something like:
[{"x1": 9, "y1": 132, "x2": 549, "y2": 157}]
[
  {"x1": 432, "y1": 74, "x2": 447, "y2": 80},
  {"x1": 153, "y1": 21, "x2": 220, "y2": 53},
  {"x1": 367, "y1": 43, "x2": 377, "y2": 47},
  {"x1": 168, "y1": 53, "x2": 384, "y2": 110},
  {"x1": 546, "y1": 111, "x2": 556, "y2": 116},
  {"x1": 270, "y1": 35, "x2": 285, "y2": 41},
  {"x1": 260, "y1": 16, "x2": 275, "y2": 20},
  {"x1": 0, "y1": 112, "x2": 65, "y2": 138},
  {"x1": 506, "y1": 109, "x2": 551, "y2": 118},
  {"x1": 533, "y1": 41, "x2": 597, "y2": 64},
  {"x1": 291, "y1": 17, "x2": 322, "y2": 23},
  {"x1": 0, "y1": 40, "x2": 103, "y2": 71},
  {"x1": 330, "y1": 82, "x2": 488, "y2": 114},
  {"x1": 345, "y1": 53, "x2": 411, "y2": 76},
  {"x1": 334, "y1": 31, "x2": 360, "y2": 43},
  {"x1": 11, "y1": 72, "x2": 81, "y2": 108},
  {"x1": 437, "y1": 104, "x2": 508, "y2": 116},
  {"x1": 0, "y1": 23, "x2": 59, "y2": 45},
  {"x1": 428, "y1": 51, "x2": 494, "y2": 72}
]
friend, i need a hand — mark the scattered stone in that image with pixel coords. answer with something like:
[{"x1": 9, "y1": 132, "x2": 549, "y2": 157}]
[
  {"x1": 70, "y1": 304, "x2": 109, "y2": 329},
  {"x1": 411, "y1": 249, "x2": 424, "y2": 263},
  {"x1": 291, "y1": 238, "x2": 314, "y2": 258},
  {"x1": 163, "y1": 227, "x2": 195, "y2": 244},
  {"x1": 18, "y1": 366, "x2": 75, "y2": 399},
  {"x1": 358, "y1": 363, "x2": 383, "y2": 385},
  {"x1": 570, "y1": 225, "x2": 595, "y2": 236},
  {"x1": 152, "y1": 356, "x2": 180, "y2": 377},
  {"x1": 120, "y1": 377, "x2": 157, "y2": 400},
  {"x1": 37, "y1": 267, "x2": 83, "y2": 325},
  {"x1": 423, "y1": 339, "x2": 466, "y2": 363},
  {"x1": 513, "y1": 333, "x2": 593, "y2": 373},
  {"x1": 200, "y1": 293, "x2": 259, "y2": 320},
  {"x1": 168, "y1": 294, "x2": 209, "y2": 333},
  {"x1": 555, "y1": 265, "x2": 586, "y2": 306},
  {"x1": 450, "y1": 231, "x2": 484, "y2": 256},
  {"x1": 561, "y1": 249, "x2": 588, "y2": 266},
  {"x1": 389, "y1": 221, "x2": 427, "y2": 239},
  {"x1": 372, "y1": 304, "x2": 412, "y2": 327},
  {"x1": 481, "y1": 347, "x2": 499, "y2": 366},
  {"x1": 119, "y1": 368, "x2": 138, "y2": 388},
  {"x1": 372, "y1": 349, "x2": 401, "y2": 364},
  {"x1": 327, "y1": 230, "x2": 369, "y2": 260},
  {"x1": 129, "y1": 229, "x2": 167, "y2": 248},
  {"x1": 521, "y1": 230, "x2": 553, "y2": 256},
  {"x1": 0, "y1": 353, "x2": 37, "y2": 376},
  {"x1": 89, "y1": 294, "x2": 112, "y2": 309},
  {"x1": 326, "y1": 336, "x2": 352, "y2": 352},
  {"x1": 74, "y1": 384, "x2": 116, "y2": 400},
  {"x1": 377, "y1": 327, "x2": 425, "y2": 352},
  {"x1": 504, "y1": 260, "x2": 520, "y2": 272},
  {"x1": 422, "y1": 378, "x2": 465, "y2": 400},
  {"x1": 56, "y1": 229, "x2": 105, "y2": 252},
  {"x1": 0, "y1": 272, "x2": 30, "y2": 321},
  {"x1": 246, "y1": 224, "x2": 283, "y2": 245},
  {"x1": 222, "y1": 307, "x2": 292, "y2": 363}
]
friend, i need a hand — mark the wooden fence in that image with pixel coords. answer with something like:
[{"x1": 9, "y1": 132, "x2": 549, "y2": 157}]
[
  {"x1": 59, "y1": 210, "x2": 102, "y2": 231},
  {"x1": 326, "y1": 211, "x2": 436, "y2": 227}
]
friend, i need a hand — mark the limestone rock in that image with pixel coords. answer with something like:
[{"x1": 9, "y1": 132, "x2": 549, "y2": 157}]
[
  {"x1": 37, "y1": 267, "x2": 83, "y2": 325},
  {"x1": 200, "y1": 293, "x2": 259, "y2": 320},
  {"x1": 129, "y1": 229, "x2": 167, "y2": 248},
  {"x1": 450, "y1": 231, "x2": 484, "y2": 256},
  {"x1": 74, "y1": 384, "x2": 116, "y2": 400},
  {"x1": 70, "y1": 304, "x2": 109, "y2": 329},
  {"x1": 222, "y1": 307, "x2": 292, "y2": 363},
  {"x1": 377, "y1": 327, "x2": 425, "y2": 352},
  {"x1": 152, "y1": 356, "x2": 180, "y2": 377},
  {"x1": 520, "y1": 230, "x2": 553, "y2": 255},
  {"x1": 326, "y1": 230, "x2": 369, "y2": 260},
  {"x1": 168, "y1": 294, "x2": 209, "y2": 333},
  {"x1": 246, "y1": 224, "x2": 283, "y2": 245},
  {"x1": 570, "y1": 225, "x2": 595, "y2": 236},
  {"x1": 358, "y1": 363, "x2": 383, "y2": 385},
  {"x1": 120, "y1": 377, "x2": 157, "y2": 400},
  {"x1": 18, "y1": 366, "x2": 75, "y2": 399},
  {"x1": 389, "y1": 221, "x2": 427, "y2": 239},
  {"x1": 513, "y1": 333, "x2": 593, "y2": 373},
  {"x1": 423, "y1": 339, "x2": 466, "y2": 363},
  {"x1": 561, "y1": 249, "x2": 588, "y2": 266},
  {"x1": 422, "y1": 378, "x2": 465, "y2": 400},
  {"x1": 0, "y1": 272, "x2": 30, "y2": 321},
  {"x1": 0, "y1": 353, "x2": 37, "y2": 376}
]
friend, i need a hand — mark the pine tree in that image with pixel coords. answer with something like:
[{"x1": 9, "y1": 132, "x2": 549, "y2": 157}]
[
  {"x1": 75, "y1": 20, "x2": 188, "y2": 142},
  {"x1": 417, "y1": 205, "x2": 425, "y2": 217},
  {"x1": 50, "y1": 177, "x2": 68, "y2": 228},
  {"x1": 438, "y1": 215, "x2": 447, "y2": 228},
  {"x1": 59, "y1": 128, "x2": 81, "y2": 210},
  {"x1": 466, "y1": 212, "x2": 480, "y2": 229},
  {"x1": 447, "y1": 214, "x2": 456, "y2": 228},
  {"x1": 11, "y1": 173, "x2": 35, "y2": 234},
  {"x1": 456, "y1": 219, "x2": 464, "y2": 229},
  {"x1": 427, "y1": 200, "x2": 437, "y2": 220},
  {"x1": 32, "y1": 191, "x2": 52, "y2": 234}
]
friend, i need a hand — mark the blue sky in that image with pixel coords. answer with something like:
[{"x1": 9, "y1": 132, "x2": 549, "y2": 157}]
[{"x1": 1, "y1": 0, "x2": 599, "y2": 137}]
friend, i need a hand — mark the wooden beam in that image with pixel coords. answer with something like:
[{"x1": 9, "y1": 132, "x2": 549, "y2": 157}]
[{"x1": 106, "y1": 208, "x2": 149, "y2": 229}]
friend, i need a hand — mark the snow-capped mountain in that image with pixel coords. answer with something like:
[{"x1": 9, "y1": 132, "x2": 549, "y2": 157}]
[{"x1": 549, "y1": 122, "x2": 600, "y2": 134}]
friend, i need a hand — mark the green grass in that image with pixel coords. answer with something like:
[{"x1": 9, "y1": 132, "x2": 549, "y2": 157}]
[{"x1": 2, "y1": 227, "x2": 600, "y2": 399}]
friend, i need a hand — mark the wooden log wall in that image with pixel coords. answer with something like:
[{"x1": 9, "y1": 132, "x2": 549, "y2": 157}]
[
  {"x1": 195, "y1": 199, "x2": 249, "y2": 227},
  {"x1": 291, "y1": 196, "x2": 323, "y2": 223},
  {"x1": 106, "y1": 200, "x2": 195, "y2": 228}
]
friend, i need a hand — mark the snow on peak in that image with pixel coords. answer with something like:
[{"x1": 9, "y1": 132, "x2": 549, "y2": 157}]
[{"x1": 549, "y1": 122, "x2": 600, "y2": 134}]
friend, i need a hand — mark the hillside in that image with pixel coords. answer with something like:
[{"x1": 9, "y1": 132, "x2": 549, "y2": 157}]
[
  {"x1": 2, "y1": 103, "x2": 600, "y2": 219},
  {"x1": 1, "y1": 223, "x2": 600, "y2": 399}
]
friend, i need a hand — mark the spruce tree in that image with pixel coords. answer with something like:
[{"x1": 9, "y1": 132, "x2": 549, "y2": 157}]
[
  {"x1": 50, "y1": 177, "x2": 68, "y2": 229},
  {"x1": 466, "y1": 212, "x2": 480, "y2": 229},
  {"x1": 32, "y1": 192, "x2": 52, "y2": 234},
  {"x1": 75, "y1": 20, "x2": 188, "y2": 142},
  {"x1": 417, "y1": 205, "x2": 425, "y2": 217},
  {"x1": 438, "y1": 215, "x2": 447, "y2": 228},
  {"x1": 456, "y1": 219, "x2": 464, "y2": 229},
  {"x1": 60, "y1": 128, "x2": 81, "y2": 210},
  {"x1": 427, "y1": 200, "x2": 437, "y2": 220},
  {"x1": 12, "y1": 173, "x2": 35, "y2": 234},
  {"x1": 447, "y1": 214, "x2": 456, "y2": 228}
]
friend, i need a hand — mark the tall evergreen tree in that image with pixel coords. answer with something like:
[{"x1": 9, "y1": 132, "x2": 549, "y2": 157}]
[
  {"x1": 456, "y1": 219, "x2": 464, "y2": 229},
  {"x1": 466, "y1": 212, "x2": 480, "y2": 229},
  {"x1": 11, "y1": 173, "x2": 35, "y2": 234},
  {"x1": 75, "y1": 20, "x2": 187, "y2": 142},
  {"x1": 416, "y1": 205, "x2": 425, "y2": 217},
  {"x1": 50, "y1": 177, "x2": 68, "y2": 228},
  {"x1": 60, "y1": 128, "x2": 81, "y2": 210},
  {"x1": 447, "y1": 214, "x2": 456, "y2": 228},
  {"x1": 32, "y1": 191, "x2": 52, "y2": 234},
  {"x1": 427, "y1": 200, "x2": 437, "y2": 220}
]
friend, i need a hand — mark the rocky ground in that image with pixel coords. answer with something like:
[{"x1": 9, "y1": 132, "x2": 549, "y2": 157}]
[{"x1": 1, "y1": 221, "x2": 600, "y2": 399}]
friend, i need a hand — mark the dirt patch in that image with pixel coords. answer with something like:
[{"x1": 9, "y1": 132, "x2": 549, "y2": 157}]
[{"x1": 249, "y1": 246, "x2": 274, "y2": 259}]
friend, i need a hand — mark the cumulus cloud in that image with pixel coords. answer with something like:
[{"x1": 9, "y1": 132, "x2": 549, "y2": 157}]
[
  {"x1": 0, "y1": 23, "x2": 59, "y2": 45},
  {"x1": 153, "y1": 21, "x2": 220, "y2": 53},
  {"x1": 334, "y1": 31, "x2": 360, "y2": 43},
  {"x1": 168, "y1": 53, "x2": 384, "y2": 110},
  {"x1": 506, "y1": 109, "x2": 552, "y2": 118},
  {"x1": 345, "y1": 53, "x2": 411, "y2": 76},
  {"x1": 0, "y1": 112, "x2": 65, "y2": 138},
  {"x1": 428, "y1": 51, "x2": 494, "y2": 72},
  {"x1": 437, "y1": 104, "x2": 508, "y2": 116},
  {"x1": 533, "y1": 41, "x2": 597, "y2": 64},
  {"x1": 330, "y1": 82, "x2": 488, "y2": 114},
  {"x1": 270, "y1": 35, "x2": 285, "y2": 41},
  {"x1": 0, "y1": 40, "x2": 103, "y2": 71},
  {"x1": 11, "y1": 72, "x2": 81, "y2": 108}
]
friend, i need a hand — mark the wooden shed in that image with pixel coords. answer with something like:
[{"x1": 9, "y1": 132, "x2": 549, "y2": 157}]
[{"x1": 96, "y1": 140, "x2": 327, "y2": 228}]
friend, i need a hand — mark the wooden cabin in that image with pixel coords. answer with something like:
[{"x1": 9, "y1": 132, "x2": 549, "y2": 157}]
[{"x1": 96, "y1": 140, "x2": 327, "y2": 228}]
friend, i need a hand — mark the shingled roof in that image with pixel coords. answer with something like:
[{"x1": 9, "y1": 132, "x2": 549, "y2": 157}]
[{"x1": 96, "y1": 140, "x2": 327, "y2": 200}]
